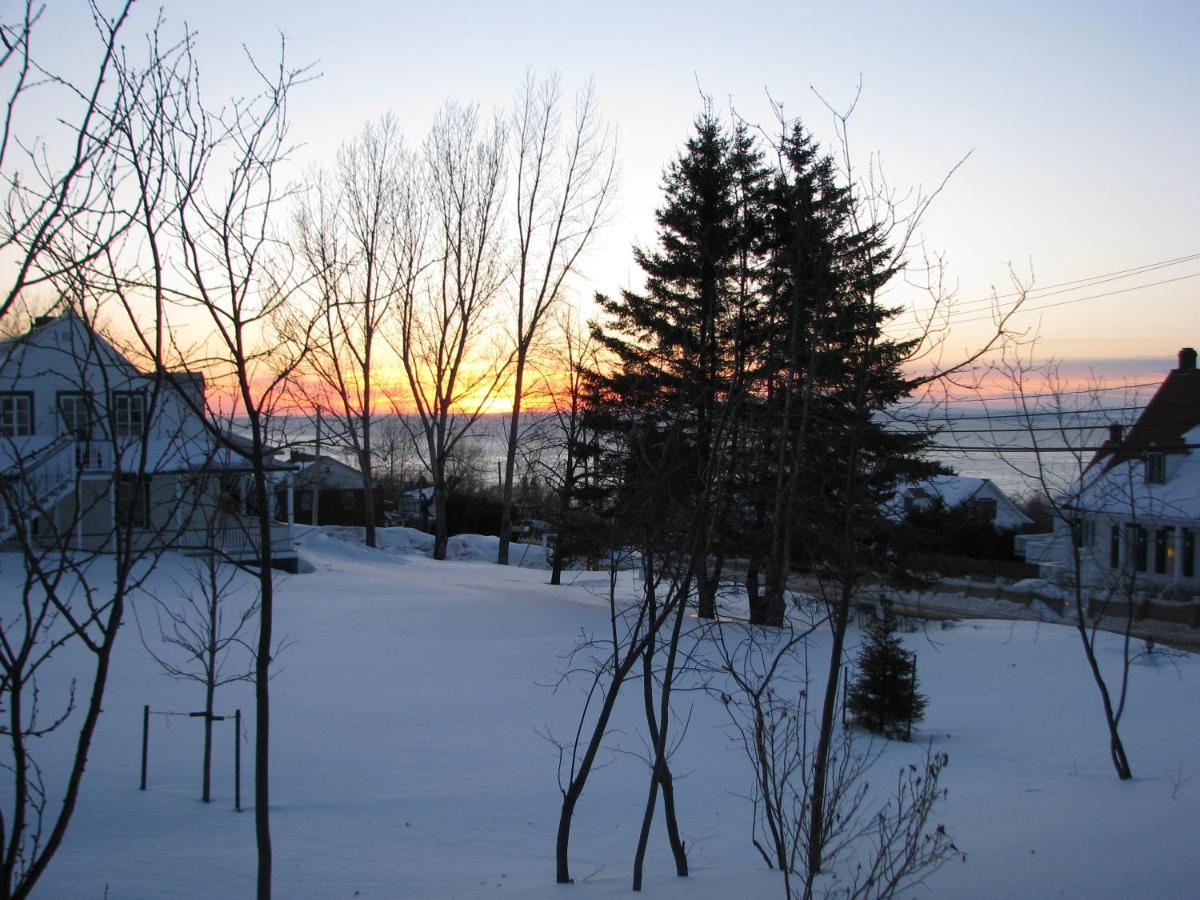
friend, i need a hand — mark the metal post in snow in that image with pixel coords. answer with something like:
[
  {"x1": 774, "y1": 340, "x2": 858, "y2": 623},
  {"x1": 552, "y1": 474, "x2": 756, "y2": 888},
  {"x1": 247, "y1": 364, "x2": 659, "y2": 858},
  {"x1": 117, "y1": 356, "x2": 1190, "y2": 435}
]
[
  {"x1": 140, "y1": 704, "x2": 149, "y2": 790},
  {"x1": 234, "y1": 708, "x2": 242, "y2": 813}
]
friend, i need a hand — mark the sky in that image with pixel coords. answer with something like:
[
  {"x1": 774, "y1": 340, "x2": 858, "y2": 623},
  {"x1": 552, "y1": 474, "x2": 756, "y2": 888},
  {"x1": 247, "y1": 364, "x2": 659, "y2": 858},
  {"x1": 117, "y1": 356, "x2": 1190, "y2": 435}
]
[{"x1": 38, "y1": 0, "x2": 1200, "y2": 388}]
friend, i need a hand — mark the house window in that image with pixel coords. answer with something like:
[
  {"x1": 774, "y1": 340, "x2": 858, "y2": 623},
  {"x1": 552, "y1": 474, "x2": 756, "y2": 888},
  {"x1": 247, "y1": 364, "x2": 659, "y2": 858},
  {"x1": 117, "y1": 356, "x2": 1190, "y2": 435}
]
[
  {"x1": 1109, "y1": 524, "x2": 1120, "y2": 569},
  {"x1": 1072, "y1": 517, "x2": 1095, "y2": 549},
  {"x1": 111, "y1": 391, "x2": 146, "y2": 437},
  {"x1": 1127, "y1": 524, "x2": 1148, "y2": 572},
  {"x1": 0, "y1": 393, "x2": 33, "y2": 436},
  {"x1": 58, "y1": 392, "x2": 93, "y2": 439},
  {"x1": 1145, "y1": 451, "x2": 1166, "y2": 485},
  {"x1": 1184, "y1": 529, "x2": 1195, "y2": 579},
  {"x1": 1154, "y1": 526, "x2": 1173, "y2": 575},
  {"x1": 975, "y1": 498, "x2": 997, "y2": 522},
  {"x1": 218, "y1": 474, "x2": 244, "y2": 514},
  {"x1": 116, "y1": 475, "x2": 151, "y2": 528}
]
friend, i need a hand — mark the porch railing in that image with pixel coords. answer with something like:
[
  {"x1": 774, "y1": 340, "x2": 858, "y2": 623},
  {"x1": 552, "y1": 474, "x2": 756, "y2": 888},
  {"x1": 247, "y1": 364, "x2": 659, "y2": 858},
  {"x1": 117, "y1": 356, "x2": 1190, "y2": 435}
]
[
  {"x1": 75, "y1": 440, "x2": 114, "y2": 471},
  {"x1": 174, "y1": 522, "x2": 295, "y2": 562}
]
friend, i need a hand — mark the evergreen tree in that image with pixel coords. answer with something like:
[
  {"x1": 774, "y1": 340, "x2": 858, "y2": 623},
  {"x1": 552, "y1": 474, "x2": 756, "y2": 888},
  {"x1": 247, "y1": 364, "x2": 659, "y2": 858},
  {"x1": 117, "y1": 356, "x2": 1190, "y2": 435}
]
[
  {"x1": 744, "y1": 122, "x2": 938, "y2": 625},
  {"x1": 847, "y1": 601, "x2": 928, "y2": 738},
  {"x1": 588, "y1": 109, "x2": 770, "y2": 617}
]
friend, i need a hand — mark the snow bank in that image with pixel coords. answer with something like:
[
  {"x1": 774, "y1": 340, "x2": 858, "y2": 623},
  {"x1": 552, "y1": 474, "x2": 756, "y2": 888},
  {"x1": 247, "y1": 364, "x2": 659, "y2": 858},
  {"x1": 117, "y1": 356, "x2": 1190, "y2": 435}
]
[{"x1": 293, "y1": 524, "x2": 551, "y2": 569}]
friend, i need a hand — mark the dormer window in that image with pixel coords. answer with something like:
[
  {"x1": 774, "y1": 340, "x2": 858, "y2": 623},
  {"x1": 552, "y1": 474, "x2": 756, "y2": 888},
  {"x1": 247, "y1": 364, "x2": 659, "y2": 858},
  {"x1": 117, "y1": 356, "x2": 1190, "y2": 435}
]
[{"x1": 1145, "y1": 450, "x2": 1166, "y2": 485}]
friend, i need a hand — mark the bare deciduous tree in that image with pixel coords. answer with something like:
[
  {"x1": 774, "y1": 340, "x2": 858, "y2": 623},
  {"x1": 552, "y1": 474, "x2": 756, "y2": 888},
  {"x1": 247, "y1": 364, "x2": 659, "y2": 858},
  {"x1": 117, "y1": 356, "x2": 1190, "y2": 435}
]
[
  {"x1": 710, "y1": 618, "x2": 962, "y2": 900},
  {"x1": 0, "y1": 5, "x2": 209, "y2": 896},
  {"x1": 525, "y1": 307, "x2": 607, "y2": 583},
  {"x1": 108, "y1": 33, "x2": 313, "y2": 898},
  {"x1": 135, "y1": 533, "x2": 259, "y2": 803},
  {"x1": 496, "y1": 73, "x2": 616, "y2": 565},
  {"x1": 284, "y1": 115, "x2": 412, "y2": 546},
  {"x1": 391, "y1": 102, "x2": 509, "y2": 560},
  {"x1": 994, "y1": 340, "x2": 1139, "y2": 780}
]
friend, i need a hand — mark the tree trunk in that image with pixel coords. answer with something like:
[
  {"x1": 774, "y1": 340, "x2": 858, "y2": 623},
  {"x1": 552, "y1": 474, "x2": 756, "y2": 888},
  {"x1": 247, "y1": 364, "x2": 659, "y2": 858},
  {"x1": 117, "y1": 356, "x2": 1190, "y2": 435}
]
[
  {"x1": 695, "y1": 552, "x2": 722, "y2": 620},
  {"x1": 251, "y1": 461, "x2": 274, "y2": 900},
  {"x1": 497, "y1": 347, "x2": 527, "y2": 566},
  {"x1": 806, "y1": 574, "x2": 852, "y2": 881},
  {"x1": 362, "y1": 429, "x2": 376, "y2": 550},
  {"x1": 745, "y1": 554, "x2": 761, "y2": 619},
  {"x1": 202, "y1": 679, "x2": 214, "y2": 803},
  {"x1": 555, "y1": 669, "x2": 629, "y2": 884},
  {"x1": 432, "y1": 473, "x2": 449, "y2": 561},
  {"x1": 1072, "y1": 589, "x2": 1133, "y2": 779},
  {"x1": 556, "y1": 597, "x2": 676, "y2": 883}
]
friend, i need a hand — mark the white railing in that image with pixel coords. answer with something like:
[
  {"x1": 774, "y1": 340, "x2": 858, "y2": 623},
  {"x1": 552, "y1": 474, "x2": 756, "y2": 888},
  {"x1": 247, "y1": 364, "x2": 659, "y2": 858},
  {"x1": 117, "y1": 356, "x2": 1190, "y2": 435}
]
[
  {"x1": 76, "y1": 440, "x2": 114, "y2": 471},
  {"x1": 174, "y1": 521, "x2": 295, "y2": 562},
  {"x1": 0, "y1": 435, "x2": 77, "y2": 538}
]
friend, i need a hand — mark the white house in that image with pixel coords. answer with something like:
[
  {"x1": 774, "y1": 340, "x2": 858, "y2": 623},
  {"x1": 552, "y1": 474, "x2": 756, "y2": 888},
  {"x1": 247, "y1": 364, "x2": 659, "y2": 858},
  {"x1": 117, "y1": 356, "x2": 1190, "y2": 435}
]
[
  {"x1": 890, "y1": 475, "x2": 1033, "y2": 531},
  {"x1": 0, "y1": 311, "x2": 298, "y2": 570},
  {"x1": 1033, "y1": 348, "x2": 1199, "y2": 595}
]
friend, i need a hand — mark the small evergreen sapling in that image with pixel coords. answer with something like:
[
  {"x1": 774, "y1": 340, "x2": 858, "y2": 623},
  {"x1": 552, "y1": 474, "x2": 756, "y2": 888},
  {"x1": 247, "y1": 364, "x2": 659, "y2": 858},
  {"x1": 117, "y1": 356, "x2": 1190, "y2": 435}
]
[{"x1": 847, "y1": 601, "x2": 927, "y2": 739}]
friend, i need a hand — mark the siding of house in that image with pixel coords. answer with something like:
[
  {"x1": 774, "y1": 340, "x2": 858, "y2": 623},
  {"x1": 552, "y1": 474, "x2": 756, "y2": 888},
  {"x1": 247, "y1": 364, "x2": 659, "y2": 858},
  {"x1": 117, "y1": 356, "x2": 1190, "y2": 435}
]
[{"x1": 0, "y1": 315, "x2": 297, "y2": 568}]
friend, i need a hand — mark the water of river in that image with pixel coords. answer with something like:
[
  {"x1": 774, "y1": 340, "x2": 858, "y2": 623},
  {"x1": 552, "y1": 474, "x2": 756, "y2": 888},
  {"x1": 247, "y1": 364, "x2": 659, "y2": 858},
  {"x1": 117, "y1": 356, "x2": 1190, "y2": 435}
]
[{"x1": 263, "y1": 408, "x2": 1120, "y2": 504}]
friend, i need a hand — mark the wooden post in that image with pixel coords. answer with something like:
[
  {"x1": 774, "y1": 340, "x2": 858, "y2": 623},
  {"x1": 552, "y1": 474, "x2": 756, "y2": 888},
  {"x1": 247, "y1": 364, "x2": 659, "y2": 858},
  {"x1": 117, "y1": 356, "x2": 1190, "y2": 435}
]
[
  {"x1": 140, "y1": 704, "x2": 149, "y2": 790},
  {"x1": 234, "y1": 708, "x2": 242, "y2": 812}
]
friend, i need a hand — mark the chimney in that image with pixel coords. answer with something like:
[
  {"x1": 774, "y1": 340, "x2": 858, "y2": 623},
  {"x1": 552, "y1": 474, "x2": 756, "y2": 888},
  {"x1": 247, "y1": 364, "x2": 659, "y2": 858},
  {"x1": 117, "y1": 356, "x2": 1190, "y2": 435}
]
[
  {"x1": 1178, "y1": 347, "x2": 1197, "y2": 372},
  {"x1": 31, "y1": 314, "x2": 55, "y2": 331},
  {"x1": 1108, "y1": 423, "x2": 1123, "y2": 443}
]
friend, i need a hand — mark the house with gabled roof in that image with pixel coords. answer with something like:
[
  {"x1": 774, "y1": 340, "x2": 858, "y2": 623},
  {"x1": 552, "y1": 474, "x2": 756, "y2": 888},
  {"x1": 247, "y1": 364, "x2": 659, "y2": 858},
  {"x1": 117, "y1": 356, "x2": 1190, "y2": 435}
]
[
  {"x1": 1037, "y1": 348, "x2": 1200, "y2": 594},
  {"x1": 0, "y1": 311, "x2": 299, "y2": 570},
  {"x1": 890, "y1": 474, "x2": 1033, "y2": 531},
  {"x1": 282, "y1": 451, "x2": 383, "y2": 527}
]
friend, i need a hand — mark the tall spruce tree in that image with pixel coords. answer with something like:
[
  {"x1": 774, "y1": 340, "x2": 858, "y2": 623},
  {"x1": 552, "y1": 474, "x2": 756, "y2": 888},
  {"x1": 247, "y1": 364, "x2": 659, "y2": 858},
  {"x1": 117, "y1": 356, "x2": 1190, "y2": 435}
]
[
  {"x1": 591, "y1": 110, "x2": 769, "y2": 617},
  {"x1": 739, "y1": 123, "x2": 938, "y2": 626}
]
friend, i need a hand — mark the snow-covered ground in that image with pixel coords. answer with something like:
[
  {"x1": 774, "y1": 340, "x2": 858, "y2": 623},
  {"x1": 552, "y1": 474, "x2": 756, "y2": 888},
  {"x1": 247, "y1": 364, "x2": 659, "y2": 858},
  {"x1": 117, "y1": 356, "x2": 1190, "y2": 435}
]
[{"x1": 9, "y1": 527, "x2": 1199, "y2": 898}]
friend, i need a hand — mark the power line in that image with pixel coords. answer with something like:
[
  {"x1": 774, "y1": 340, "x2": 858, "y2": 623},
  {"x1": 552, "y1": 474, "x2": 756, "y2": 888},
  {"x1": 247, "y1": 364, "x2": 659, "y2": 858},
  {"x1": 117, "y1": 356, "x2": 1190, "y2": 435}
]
[
  {"x1": 922, "y1": 272, "x2": 1200, "y2": 329},
  {"x1": 888, "y1": 404, "x2": 1150, "y2": 422},
  {"x1": 915, "y1": 380, "x2": 1163, "y2": 404},
  {"x1": 895, "y1": 251, "x2": 1200, "y2": 319},
  {"x1": 926, "y1": 443, "x2": 1200, "y2": 453}
]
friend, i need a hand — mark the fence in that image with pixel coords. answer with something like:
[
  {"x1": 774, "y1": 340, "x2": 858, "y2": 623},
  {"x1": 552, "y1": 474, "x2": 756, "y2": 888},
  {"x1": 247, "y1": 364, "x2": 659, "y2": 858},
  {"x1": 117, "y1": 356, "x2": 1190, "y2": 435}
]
[{"x1": 140, "y1": 705, "x2": 242, "y2": 811}]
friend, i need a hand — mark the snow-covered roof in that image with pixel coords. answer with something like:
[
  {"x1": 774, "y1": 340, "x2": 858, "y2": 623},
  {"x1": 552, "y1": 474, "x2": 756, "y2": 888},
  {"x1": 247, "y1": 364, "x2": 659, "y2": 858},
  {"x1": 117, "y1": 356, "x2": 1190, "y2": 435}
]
[
  {"x1": 889, "y1": 475, "x2": 1033, "y2": 528},
  {"x1": 1066, "y1": 353, "x2": 1200, "y2": 522},
  {"x1": 1070, "y1": 423, "x2": 1200, "y2": 521}
]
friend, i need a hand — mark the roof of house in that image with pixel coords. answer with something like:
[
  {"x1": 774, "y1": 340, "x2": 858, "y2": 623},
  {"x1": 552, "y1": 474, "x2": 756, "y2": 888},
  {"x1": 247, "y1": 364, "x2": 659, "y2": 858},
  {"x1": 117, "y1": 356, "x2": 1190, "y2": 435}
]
[
  {"x1": 1088, "y1": 348, "x2": 1200, "y2": 474},
  {"x1": 288, "y1": 452, "x2": 364, "y2": 489},
  {"x1": 1073, "y1": 423, "x2": 1200, "y2": 520},
  {"x1": 1071, "y1": 348, "x2": 1200, "y2": 521},
  {"x1": 0, "y1": 309, "x2": 142, "y2": 380},
  {"x1": 887, "y1": 474, "x2": 1034, "y2": 527}
]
